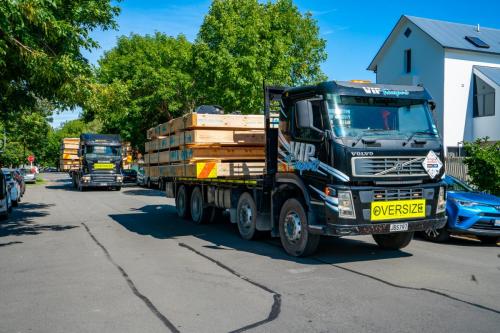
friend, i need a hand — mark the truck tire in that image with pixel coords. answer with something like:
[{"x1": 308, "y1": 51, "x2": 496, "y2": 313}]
[
  {"x1": 190, "y1": 186, "x2": 210, "y2": 224},
  {"x1": 176, "y1": 185, "x2": 190, "y2": 219},
  {"x1": 477, "y1": 236, "x2": 498, "y2": 245},
  {"x1": 115, "y1": 186, "x2": 122, "y2": 191},
  {"x1": 236, "y1": 192, "x2": 258, "y2": 240},
  {"x1": 279, "y1": 198, "x2": 320, "y2": 257},
  {"x1": 12, "y1": 199, "x2": 18, "y2": 207},
  {"x1": 373, "y1": 232, "x2": 414, "y2": 250},
  {"x1": 422, "y1": 226, "x2": 450, "y2": 242}
]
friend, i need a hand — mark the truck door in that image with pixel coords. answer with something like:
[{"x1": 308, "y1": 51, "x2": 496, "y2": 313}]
[{"x1": 290, "y1": 98, "x2": 329, "y2": 221}]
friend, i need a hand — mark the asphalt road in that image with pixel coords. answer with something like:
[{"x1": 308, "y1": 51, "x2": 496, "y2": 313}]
[{"x1": 1, "y1": 173, "x2": 499, "y2": 333}]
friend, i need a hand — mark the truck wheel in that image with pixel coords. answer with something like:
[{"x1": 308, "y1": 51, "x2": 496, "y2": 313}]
[
  {"x1": 190, "y1": 187, "x2": 210, "y2": 224},
  {"x1": 373, "y1": 232, "x2": 414, "y2": 250},
  {"x1": 477, "y1": 236, "x2": 498, "y2": 245},
  {"x1": 422, "y1": 226, "x2": 450, "y2": 242},
  {"x1": 236, "y1": 192, "x2": 258, "y2": 240},
  {"x1": 12, "y1": 199, "x2": 18, "y2": 207},
  {"x1": 279, "y1": 198, "x2": 320, "y2": 257},
  {"x1": 176, "y1": 185, "x2": 190, "y2": 219},
  {"x1": 115, "y1": 186, "x2": 122, "y2": 191}
]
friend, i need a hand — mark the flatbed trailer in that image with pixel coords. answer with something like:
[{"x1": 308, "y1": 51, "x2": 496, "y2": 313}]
[{"x1": 164, "y1": 82, "x2": 448, "y2": 256}]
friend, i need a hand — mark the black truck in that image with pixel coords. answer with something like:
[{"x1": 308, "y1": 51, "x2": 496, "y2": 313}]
[
  {"x1": 70, "y1": 133, "x2": 124, "y2": 191},
  {"x1": 166, "y1": 81, "x2": 447, "y2": 256}
]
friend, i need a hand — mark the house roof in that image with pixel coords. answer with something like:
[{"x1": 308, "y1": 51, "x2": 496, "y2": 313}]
[
  {"x1": 474, "y1": 66, "x2": 500, "y2": 87},
  {"x1": 368, "y1": 15, "x2": 500, "y2": 71}
]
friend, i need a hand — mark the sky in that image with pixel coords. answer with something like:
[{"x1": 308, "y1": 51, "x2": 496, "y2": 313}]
[{"x1": 52, "y1": 0, "x2": 500, "y2": 127}]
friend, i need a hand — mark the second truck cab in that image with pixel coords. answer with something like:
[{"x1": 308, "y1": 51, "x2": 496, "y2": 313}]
[{"x1": 71, "y1": 134, "x2": 124, "y2": 191}]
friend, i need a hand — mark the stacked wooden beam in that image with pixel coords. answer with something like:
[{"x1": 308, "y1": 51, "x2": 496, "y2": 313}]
[
  {"x1": 60, "y1": 138, "x2": 80, "y2": 171},
  {"x1": 122, "y1": 141, "x2": 133, "y2": 169},
  {"x1": 144, "y1": 113, "x2": 266, "y2": 179}
]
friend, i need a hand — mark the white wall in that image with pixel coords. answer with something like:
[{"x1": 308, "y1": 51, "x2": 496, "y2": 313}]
[
  {"x1": 375, "y1": 20, "x2": 445, "y2": 136},
  {"x1": 443, "y1": 50, "x2": 500, "y2": 148}
]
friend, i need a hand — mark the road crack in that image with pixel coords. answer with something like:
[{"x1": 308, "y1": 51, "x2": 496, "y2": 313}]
[
  {"x1": 82, "y1": 222, "x2": 180, "y2": 333},
  {"x1": 312, "y1": 257, "x2": 500, "y2": 316},
  {"x1": 178, "y1": 242, "x2": 281, "y2": 333}
]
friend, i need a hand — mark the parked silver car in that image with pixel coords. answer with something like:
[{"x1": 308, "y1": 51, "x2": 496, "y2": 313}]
[
  {"x1": 2, "y1": 169, "x2": 21, "y2": 207},
  {"x1": 0, "y1": 171, "x2": 12, "y2": 220},
  {"x1": 22, "y1": 167, "x2": 37, "y2": 184}
]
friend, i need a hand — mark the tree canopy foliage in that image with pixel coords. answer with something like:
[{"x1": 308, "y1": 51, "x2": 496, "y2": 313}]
[
  {"x1": 464, "y1": 138, "x2": 500, "y2": 196},
  {"x1": 0, "y1": 0, "x2": 120, "y2": 117},
  {"x1": 87, "y1": 0, "x2": 327, "y2": 149},
  {"x1": 84, "y1": 33, "x2": 194, "y2": 150},
  {"x1": 194, "y1": 0, "x2": 327, "y2": 113}
]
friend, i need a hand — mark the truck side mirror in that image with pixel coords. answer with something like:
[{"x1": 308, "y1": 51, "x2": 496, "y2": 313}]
[
  {"x1": 429, "y1": 101, "x2": 436, "y2": 111},
  {"x1": 296, "y1": 100, "x2": 314, "y2": 129}
]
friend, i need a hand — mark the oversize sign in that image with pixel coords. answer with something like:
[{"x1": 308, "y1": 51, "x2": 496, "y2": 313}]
[{"x1": 371, "y1": 199, "x2": 426, "y2": 221}]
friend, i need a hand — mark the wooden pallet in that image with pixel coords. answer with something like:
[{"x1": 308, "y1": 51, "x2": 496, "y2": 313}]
[
  {"x1": 61, "y1": 143, "x2": 79, "y2": 150},
  {"x1": 154, "y1": 130, "x2": 265, "y2": 152},
  {"x1": 146, "y1": 147, "x2": 264, "y2": 164},
  {"x1": 149, "y1": 113, "x2": 264, "y2": 139}
]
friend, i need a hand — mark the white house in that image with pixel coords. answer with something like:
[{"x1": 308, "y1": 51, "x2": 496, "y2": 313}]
[{"x1": 368, "y1": 15, "x2": 500, "y2": 155}]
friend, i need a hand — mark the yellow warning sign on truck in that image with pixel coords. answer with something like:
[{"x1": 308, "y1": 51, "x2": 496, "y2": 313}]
[{"x1": 196, "y1": 162, "x2": 217, "y2": 178}]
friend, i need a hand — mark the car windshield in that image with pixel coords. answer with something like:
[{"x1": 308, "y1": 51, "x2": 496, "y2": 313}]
[
  {"x1": 326, "y1": 95, "x2": 438, "y2": 138},
  {"x1": 123, "y1": 170, "x2": 137, "y2": 175},
  {"x1": 445, "y1": 177, "x2": 475, "y2": 192},
  {"x1": 85, "y1": 145, "x2": 121, "y2": 158}
]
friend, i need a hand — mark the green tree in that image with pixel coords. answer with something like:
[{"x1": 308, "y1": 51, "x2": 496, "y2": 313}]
[
  {"x1": 86, "y1": 33, "x2": 194, "y2": 149},
  {"x1": 194, "y1": 0, "x2": 327, "y2": 113},
  {"x1": 463, "y1": 138, "x2": 500, "y2": 196},
  {"x1": 40, "y1": 118, "x2": 102, "y2": 167},
  {"x1": 0, "y1": 0, "x2": 120, "y2": 118}
]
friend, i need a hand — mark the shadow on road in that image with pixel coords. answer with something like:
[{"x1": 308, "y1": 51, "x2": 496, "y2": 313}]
[
  {"x1": 0, "y1": 203, "x2": 78, "y2": 237},
  {"x1": 109, "y1": 204, "x2": 412, "y2": 264},
  {"x1": 122, "y1": 188, "x2": 165, "y2": 197}
]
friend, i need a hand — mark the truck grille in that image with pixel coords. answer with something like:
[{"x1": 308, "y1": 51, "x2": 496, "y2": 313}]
[
  {"x1": 92, "y1": 174, "x2": 116, "y2": 182},
  {"x1": 352, "y1": 156, "x2": 427, "y2": 177},
  {"x1": 373, "y1": 188, "x2": 423, "y2": 201}
]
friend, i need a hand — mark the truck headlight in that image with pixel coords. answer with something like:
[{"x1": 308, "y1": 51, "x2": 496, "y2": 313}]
[
  {"x1": 116, "y1": 175, "x2": 123, "y2": 182},
  {"x1": 436, "y1": 187, "x2": 446, "y2": 213},
  {"x1": 338, "y1": 190, "x2": 356, "y2": 219},
  {"x1": 82, "y1": 175, "x2": 91, "y2": 182}
]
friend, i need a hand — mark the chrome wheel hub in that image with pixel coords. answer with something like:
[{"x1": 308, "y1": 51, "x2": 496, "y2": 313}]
[
  {"x1": 238, "y1": 203, "x2": 253, "y2": 230},
  {"x1": 284, "y1": 211, "x2": 302, "y2": 242}
]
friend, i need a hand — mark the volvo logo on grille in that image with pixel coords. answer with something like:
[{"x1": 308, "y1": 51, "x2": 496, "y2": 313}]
[
  {"x1": 395, "y1": 163, "x2": 404, "y2": 172},
  {"x1": 351, "y1": 152, "x2": 374, "y2": 156}
]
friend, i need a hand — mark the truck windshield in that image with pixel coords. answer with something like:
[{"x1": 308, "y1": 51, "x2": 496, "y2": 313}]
[
  {"x1": 85, "y1": 145, "x2": 121, "y2": 158},
  {"x1": 326, "y1": 95, "x2": 438, "y2": 138}
]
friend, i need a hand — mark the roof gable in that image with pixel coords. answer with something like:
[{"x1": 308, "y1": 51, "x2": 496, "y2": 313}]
[
  {"x1": 368, "y1": 15, "x2": 500, "y2": 71},
  {"x1": 474, "y1": 66, "x2": 500, "y2": 87}
]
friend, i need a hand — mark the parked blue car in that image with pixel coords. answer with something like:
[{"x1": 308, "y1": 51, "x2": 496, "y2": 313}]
[{"x1": 423, "y1": 176, "x2": 500, "y2": 244}]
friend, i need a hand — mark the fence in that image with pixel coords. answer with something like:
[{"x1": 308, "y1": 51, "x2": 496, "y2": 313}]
[{"x1": 445, "y1": 157, "x2": 469, "y2": 182}]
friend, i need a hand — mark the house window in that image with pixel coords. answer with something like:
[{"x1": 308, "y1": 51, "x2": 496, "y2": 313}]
[
  {"x1": 473, "y1": 75, "x2": 495, "y2": 117},
  {"x1": 404, "y1": 49, "x2": 412, "y2": 73},
  {"x1": 404, "y1": 28, "x2": 412, "y2": 38}
]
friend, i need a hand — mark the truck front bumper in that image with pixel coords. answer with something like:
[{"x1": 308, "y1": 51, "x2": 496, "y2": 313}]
[
  {"x1": 309, "y1": 217, "x2": 447, "y2": 236},
  {"x1": 82, "y1": 181, "x2": 122, "y2": 188}
]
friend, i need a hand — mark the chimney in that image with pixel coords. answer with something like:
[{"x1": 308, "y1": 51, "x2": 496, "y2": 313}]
[{"x1": 476, "y1": 24, "x2": 480, "y2": 32}]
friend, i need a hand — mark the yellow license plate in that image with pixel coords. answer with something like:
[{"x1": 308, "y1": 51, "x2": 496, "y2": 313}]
[
  {"x1": 94, "y1": 163, "x2": 114, "y2": 170},
  {"x1": 371, "y1": 199, "x2": 425, "y2": 221}
]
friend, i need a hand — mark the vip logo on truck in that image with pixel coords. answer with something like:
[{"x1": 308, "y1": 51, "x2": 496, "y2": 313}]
[
  {"x1": 285, "y1": 141, "x2": 320, "y2": 174},
  {"x1": 362, "y1": 87, "x2": 410, "y2": 97}
]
